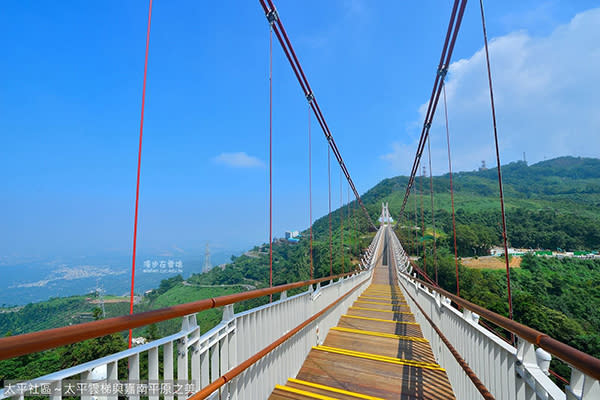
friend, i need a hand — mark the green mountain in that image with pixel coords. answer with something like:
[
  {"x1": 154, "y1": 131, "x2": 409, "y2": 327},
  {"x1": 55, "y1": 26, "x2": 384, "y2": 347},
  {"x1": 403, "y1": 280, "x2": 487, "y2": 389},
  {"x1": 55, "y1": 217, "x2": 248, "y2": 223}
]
[
  {"x1": 2, "y1": 156, "x2": 599, "y2": 382},
  {"x1": 371, "y1": 156, "x2": 600, "y2": 254}
]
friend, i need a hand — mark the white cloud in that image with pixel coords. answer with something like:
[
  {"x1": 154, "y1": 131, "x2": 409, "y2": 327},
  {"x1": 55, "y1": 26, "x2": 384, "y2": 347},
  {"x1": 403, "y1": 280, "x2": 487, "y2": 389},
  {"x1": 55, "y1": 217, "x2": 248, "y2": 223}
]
[
  {"x1": 383, "y1": 7, "x2": 600, "y2": 175},
  {"x1": 213, "y1": 152, "x2": 265, "y2": 168}
]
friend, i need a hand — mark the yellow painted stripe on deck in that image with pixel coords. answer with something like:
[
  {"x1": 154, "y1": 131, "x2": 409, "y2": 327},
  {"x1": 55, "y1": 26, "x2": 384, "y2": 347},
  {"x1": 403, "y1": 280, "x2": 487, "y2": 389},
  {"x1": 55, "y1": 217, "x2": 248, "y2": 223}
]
[
  {"x1": 274, "y1": 385, "x2": 337, "y2": 400},
  {"x1": 341, "y1": 314, "x2": 419, "y2": 325},
  {"x1": 313, "y1": 346, "x2": 445, "y2": 372},
  {"x1": 355, "y1": 300, "x2": 409, "y2": 307},
  {"x1": 288, "y1": 378, "x2": 386, "y2": 400},
  {"x1": 316, "y1": 345, "x2": 436, "y2": 366},
  {"x1": 359, "y1": 296, "x2": 407, "y2": 302},
  {"x1": 331, "y1": 326, "x2": 428, "y2": 343},
  {"x1": 350, "y1": 306, "x2": 413, "y2": 315},
  {"x1": 362, "y1": 291, "x2": 403, "y2": 295},
  {"x1": 362, "y1": 292, "x2": 404, "y2": 300}
]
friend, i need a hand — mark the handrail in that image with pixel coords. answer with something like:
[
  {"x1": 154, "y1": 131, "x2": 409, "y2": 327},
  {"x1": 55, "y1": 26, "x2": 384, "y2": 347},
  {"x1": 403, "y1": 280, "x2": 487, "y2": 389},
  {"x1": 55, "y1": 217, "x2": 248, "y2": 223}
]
[
  {"x1": 397, "y1": 280, "x2": 494, "y2": 399},
  {"x1": 398, "y1": 270, "x2": 600, "y2": 381},
  {"x1": 0, "y1": 271, "x2": 357, "y2": 361},
  {"x1": 190, "y1": 276, "x2": 369, "y2": 399}
]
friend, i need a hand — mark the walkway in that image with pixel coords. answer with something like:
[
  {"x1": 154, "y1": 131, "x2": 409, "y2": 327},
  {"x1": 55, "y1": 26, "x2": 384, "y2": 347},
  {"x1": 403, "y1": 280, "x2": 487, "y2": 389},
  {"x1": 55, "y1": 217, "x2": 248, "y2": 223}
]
[{"x1": 269, "y1": 260, "x2": 455, "y2": 399}]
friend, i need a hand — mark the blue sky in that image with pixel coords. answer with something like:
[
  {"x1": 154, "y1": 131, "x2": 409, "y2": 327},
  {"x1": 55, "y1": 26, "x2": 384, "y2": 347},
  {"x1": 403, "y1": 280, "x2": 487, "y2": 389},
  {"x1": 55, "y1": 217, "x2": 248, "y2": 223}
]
[{"x1": 1, "y1": 1, "x2": 599, "y2": 260}]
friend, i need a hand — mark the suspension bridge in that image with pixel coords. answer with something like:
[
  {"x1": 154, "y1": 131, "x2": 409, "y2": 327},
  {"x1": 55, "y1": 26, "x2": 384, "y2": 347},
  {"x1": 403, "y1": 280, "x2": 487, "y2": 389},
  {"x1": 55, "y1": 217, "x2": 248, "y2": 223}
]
[{"x1": 1, "y1": 0, "x2": 599, "y2": 399}]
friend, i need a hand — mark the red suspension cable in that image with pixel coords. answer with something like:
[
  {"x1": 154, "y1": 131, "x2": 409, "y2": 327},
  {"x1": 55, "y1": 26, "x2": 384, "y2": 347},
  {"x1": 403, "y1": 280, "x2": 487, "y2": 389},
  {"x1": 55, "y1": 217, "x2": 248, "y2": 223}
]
[
  {"x1": 128, "y1": 0, "x2": 153, "y2": 349},
  {"x1": 398, "y1": 0, "x2": 468, "y2": 217},
  {"x1": 443, "y1": 84, "x2": 460, "y2": 296},
  {"x1": 479, "y1": 0, "x2": 514, "y2": 328},
  {"x1": 426, "y1": 134, "x2": 438, "y2": 284},
  {"x1": 268, "y1": 26, "x2": 273, "y2": 302},
  {"x1": 308, "y1": 105, "x2": 313, "y2": 279}
]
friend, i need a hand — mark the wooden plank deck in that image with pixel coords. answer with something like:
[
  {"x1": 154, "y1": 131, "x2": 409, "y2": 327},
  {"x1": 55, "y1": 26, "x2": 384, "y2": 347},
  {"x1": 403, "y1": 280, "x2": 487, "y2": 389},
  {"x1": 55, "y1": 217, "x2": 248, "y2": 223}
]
[{"x1": 269, "y1": 261, "x2": 455, "y2": 399}]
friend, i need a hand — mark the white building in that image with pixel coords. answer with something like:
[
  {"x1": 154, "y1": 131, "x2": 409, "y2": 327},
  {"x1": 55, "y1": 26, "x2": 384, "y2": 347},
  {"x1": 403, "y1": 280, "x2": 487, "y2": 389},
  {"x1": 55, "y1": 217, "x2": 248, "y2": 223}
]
[{"x1": 285, "y1": 231, "x2": 299, "y2": 239}]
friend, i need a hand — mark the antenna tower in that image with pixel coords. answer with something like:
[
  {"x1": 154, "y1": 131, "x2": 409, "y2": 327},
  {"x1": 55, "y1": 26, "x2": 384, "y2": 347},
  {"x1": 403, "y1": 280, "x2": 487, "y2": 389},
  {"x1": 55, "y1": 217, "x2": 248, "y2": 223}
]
[
  {"x1": 96, "y1": 278, "x2": 106, "y2": 318},
  {"x1": 204, "y1": 242, "x2": 212, "y2": 273}
]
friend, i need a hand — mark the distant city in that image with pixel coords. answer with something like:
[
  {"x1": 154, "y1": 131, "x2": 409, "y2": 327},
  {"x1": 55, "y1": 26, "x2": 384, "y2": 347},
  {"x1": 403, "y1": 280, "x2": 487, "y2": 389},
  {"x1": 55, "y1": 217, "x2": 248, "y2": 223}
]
[{"x1": 0, "y1": 246, "x2": 240, "y2": 307}]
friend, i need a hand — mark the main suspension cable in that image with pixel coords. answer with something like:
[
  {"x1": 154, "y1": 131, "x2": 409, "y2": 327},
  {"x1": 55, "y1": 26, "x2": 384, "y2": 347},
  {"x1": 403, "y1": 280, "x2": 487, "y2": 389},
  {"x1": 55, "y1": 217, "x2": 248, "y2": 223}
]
[
  {"x1": 397, "y1": 0, "x2": 468, "y2": 219},
  {"x1": 259, "y1": 0, "x2": 375, "y2": 230},
  {"x1": 128, "y1": 0, "x2": 153, "y2": 349}
]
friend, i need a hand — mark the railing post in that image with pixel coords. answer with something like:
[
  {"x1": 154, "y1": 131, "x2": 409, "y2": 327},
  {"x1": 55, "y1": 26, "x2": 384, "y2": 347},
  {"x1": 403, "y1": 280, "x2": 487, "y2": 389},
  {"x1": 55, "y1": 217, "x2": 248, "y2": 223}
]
[
  {"x1": 128, "y1": 353, "x2": 140, "y2": 400},
  {"x1": 535, "y1": 348, "x2": 551, "y2": 376},
  {"x1": 49, "y1": 381, "x2": 61, "y2": 400},
  {"x1": 107, "y1": 361, "x2": 118, "y2": 400},
  {"x1": 517, "y1": 336, "x2": 537, "y2": 368},
  {"x1": 568, "y1": 368, "x2": 585, "y2": 400},
  {"x1": 220, "y1": 304, "x2": 234, "y2": 399},
  {"x1": 80, "y1": 370, "x2": 92, "y2": 400},
  {"x1": 210, "y1": 337, "x2": 220, "y2": 385},
  {"x1": 164, "y1": 341, "x2": 174, "y2": 400},
  {"x1": 148, "y1": 348, "x2": 159, "y2": 400},
  {"x1": 177, "y1": 336, "x2": 188, "y2": 400},
  {"x1": 567, "y1": 367, "x2": 600, "y2": 400}
]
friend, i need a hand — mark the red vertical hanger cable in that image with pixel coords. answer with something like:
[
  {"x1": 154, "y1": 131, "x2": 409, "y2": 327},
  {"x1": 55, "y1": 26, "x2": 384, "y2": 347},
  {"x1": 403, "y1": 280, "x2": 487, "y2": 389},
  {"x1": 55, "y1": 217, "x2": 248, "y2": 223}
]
[
  {"x1": 443, "y1": 84, "x2": 460, "y2": 296},
  {"x1": 353, "y1": 195, "x2": 358, "y2": 257},
  {"x1": 414, "y1": 187, "x2": 418, "y2": 255},
  {"x1": 479, "y1": 0, "x2": 513, "y2": 328},
  {"x1": 268, "y1": 25, "x2": 274, "y2": 302},
  {"x1": 407, "y1": 199, "x2": 411, "y2": 255},
  {"x1": 308, "y1": 105, "x2": 313, "y2": 279},
  {"x1": 340, "y1": 169, "x2": 344, "y2": 273},
  {"x1": 426, "y1": 134, "x2": 438, "y2": 284},
  {"x1": 328, "y1": 147, "x2": 332, "y2": 277},
  {"x1": 346, "y1": 186, "x2": 350, "y2": 268},
  {"x1": 420, "y1": 166, "x2": 427, "y2": 275},
  {"x1": 128, "y1": 0, "x2": 153, "y2": 349}
]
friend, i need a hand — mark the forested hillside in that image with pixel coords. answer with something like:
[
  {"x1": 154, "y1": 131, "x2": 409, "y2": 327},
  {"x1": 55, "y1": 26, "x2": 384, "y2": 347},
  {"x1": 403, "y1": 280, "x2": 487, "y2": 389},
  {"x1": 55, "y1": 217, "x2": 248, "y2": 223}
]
[
  {"x1": 2, "y1": 156, "x2": 599, "y2": 382},
  {"x1": 0, "y1": 278, "x2": 246, "y2": 380},
  {"x1": 381, "y1": 156, "x2": 600, "y2": 254},
  {"x1": 430, "y1": 251, "x2": 600, "y2": 380}
]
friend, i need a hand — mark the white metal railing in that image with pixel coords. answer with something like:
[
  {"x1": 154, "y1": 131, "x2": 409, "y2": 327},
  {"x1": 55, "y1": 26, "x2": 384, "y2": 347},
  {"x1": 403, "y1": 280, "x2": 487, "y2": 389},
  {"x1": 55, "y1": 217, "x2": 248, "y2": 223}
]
[
  {"x1": 0, "y1": 272, "x2": 371, "y2": 400},
  {"x1": 388, "y1": 226, "x2": 600, "y2": 400},
  {"x1": 227, "y1": 270, "x2": 371, "y2": 399},
  {"x1": 1, "y1": 231, "x2": 382, "y2": 400}
]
